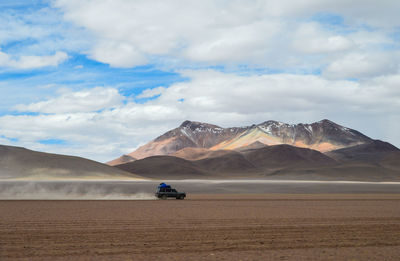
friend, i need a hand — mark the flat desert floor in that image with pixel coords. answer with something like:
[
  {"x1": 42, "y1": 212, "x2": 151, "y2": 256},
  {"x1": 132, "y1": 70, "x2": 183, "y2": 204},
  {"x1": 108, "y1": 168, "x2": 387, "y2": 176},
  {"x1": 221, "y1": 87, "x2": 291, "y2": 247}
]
[{"x1": 1, "y1": 194, "x2": 400, "y2": 260}]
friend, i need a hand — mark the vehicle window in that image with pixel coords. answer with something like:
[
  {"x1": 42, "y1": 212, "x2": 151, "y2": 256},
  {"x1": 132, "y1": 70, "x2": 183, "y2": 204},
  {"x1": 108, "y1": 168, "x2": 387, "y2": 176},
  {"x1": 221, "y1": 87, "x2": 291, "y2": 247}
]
[
  {"x1": 166, "y1": 188, "x2": 171, "y2": 192},
  {"x1": 160, "y1": 188, "x2": 166, "y2": 192},
  {"x1": 172, "y1": 189, "x2": 177, "y2": 192}
]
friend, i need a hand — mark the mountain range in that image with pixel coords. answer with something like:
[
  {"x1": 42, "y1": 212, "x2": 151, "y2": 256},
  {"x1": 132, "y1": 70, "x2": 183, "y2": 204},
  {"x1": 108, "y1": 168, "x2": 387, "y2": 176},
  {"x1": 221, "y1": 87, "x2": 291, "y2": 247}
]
[
  {"x1": 110, "y1": 119, "x2": 400, "y2": 181},
  {"x1": 109, "y1": 119, "x2": 372, "y2": 163},
  {"x1": 0, "y1": 119, "x2": 399, "y2": 181}
]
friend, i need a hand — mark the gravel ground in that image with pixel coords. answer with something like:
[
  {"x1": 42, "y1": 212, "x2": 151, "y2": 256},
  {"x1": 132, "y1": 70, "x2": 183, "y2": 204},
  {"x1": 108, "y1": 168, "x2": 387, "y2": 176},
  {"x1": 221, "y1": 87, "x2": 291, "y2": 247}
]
[{"x1": 1, "y1": 194, "x2": 400, "y2": 260}]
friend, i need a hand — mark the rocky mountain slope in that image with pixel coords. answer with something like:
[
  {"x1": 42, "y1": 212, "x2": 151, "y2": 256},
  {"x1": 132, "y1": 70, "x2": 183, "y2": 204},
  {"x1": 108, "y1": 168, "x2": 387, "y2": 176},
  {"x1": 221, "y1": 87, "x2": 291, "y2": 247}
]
[
  {"x1": 109, "y1": 119, "x2": 372, "y2": 165},
  {"x1": 123, "y1": 120, "x2": 246, "y2": 161},
  {"x1": 211, "y1": 120, "x2": 371, "y2": 152}
]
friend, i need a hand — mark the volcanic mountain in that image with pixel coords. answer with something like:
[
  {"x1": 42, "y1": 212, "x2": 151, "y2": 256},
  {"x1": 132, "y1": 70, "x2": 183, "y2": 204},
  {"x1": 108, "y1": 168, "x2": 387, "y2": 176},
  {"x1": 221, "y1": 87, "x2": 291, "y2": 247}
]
[
  {"x1": 121, "y1": 120, "x2": 247, "y2": 161},
  {"x1": 0, "y1": 145, "x2": 141, "y2": 180},
  {"x1": 111, "y1": 119, "x2": 400, "y2": 181},
  {"x1": 109, "y1": 119, "x2": 372, "y2": 165}
]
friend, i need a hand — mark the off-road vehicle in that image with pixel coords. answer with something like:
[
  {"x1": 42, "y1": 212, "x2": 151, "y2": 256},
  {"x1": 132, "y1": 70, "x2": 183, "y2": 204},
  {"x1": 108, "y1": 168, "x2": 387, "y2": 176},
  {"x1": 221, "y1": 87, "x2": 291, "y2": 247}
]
[{"x1": 155, "y1": 183, "x2": 186, "y2": 200}]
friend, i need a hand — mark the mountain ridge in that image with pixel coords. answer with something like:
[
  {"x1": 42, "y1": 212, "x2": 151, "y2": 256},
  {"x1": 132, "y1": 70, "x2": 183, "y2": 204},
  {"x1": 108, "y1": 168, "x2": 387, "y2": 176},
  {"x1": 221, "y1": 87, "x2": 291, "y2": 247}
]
[
  {"x1": 109, "y1": 119, "x2": 373, "y2": 164},
  {"x1": 109, "y1": 119, "x2": 400, "y2": 181},
  {"x1": 115, "y1": 142, "x2": 400, "y2": 181}
]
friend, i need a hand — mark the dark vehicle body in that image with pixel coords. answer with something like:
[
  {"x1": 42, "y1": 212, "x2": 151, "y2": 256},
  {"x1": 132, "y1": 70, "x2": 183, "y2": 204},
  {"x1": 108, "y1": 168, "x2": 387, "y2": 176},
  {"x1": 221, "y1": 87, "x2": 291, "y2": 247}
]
[{"x1": 155, "y1": 184, "x2": 186, "y2": 199}]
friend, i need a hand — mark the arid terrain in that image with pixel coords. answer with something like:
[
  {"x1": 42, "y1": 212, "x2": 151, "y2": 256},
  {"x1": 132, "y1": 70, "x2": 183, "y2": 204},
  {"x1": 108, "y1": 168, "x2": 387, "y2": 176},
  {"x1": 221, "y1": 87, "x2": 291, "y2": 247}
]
[
  {"x1": 110, "y1": 120, "x2": 400, "y2": 182},
  {"x1": 1, "y1": 194, "x2": 400, "y2": 260}
]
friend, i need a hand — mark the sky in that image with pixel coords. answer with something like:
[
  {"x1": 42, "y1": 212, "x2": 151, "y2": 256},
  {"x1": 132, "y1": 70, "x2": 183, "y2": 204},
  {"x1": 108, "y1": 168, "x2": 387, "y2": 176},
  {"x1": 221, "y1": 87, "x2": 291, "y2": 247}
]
[{"x1": 0, "y1": 0, "x2": 399, "y2": 162}]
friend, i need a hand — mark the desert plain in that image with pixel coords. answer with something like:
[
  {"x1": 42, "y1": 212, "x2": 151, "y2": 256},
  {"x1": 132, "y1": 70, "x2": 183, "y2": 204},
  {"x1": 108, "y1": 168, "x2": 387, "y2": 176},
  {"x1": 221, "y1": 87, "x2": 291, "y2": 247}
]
[{"x1": 1, "y1": 181, "x2": 400, "y2": 260}]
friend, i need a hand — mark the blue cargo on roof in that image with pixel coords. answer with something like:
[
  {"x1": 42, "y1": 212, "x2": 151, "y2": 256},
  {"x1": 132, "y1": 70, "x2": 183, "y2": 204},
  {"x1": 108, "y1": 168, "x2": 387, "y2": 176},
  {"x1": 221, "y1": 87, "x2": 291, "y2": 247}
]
[{"x1": 158, "y1": 183, "x2": 171, "y2": 188}]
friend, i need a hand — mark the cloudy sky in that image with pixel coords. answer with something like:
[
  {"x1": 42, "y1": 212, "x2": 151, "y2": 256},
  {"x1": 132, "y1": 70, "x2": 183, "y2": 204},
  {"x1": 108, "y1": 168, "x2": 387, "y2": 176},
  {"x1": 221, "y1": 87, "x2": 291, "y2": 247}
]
[{"x1": 0, "y1": 0, "x2": 399, "y2": 162}]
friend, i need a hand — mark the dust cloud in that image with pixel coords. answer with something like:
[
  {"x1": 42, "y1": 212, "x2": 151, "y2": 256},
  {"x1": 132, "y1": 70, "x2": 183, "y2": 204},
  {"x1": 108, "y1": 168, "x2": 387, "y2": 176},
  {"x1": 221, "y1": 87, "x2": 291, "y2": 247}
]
[
  {"x1": 0, "y1": 181, "x2": 157, "y2": 200},
  {"x1": 1, "y1": 179, "x2": 400, "y2": 199}
]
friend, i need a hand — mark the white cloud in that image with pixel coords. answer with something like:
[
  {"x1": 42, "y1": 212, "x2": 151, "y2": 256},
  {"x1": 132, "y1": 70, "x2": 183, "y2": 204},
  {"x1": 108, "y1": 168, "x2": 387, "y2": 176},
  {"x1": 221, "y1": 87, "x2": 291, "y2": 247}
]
[
  {"x1": 0, "y1": 5, "x2": 90, "y2": 69},
  {"x1": 14, "y1": 87, "x2": 123, "y2": 113},
  {"x1": 0, "y1": 51, "x2": 68, "y2": 69},
  {"x1": 2, "y1": 70, "x2": 400, "y2": 161},
  {"x1": 182, "y1": 20, "x2": 282, "y2": 64},
  {"x1": 348, "y1": 31, "x2": 393, "y2": 48},
  {"x1": 53, "y1": 0, "x2": 292, "y2": 66},
  {"x1": 89, "y1": 41, "x2": 147, "y2": 68},
  {"x1": 292, "y1": 23, "x2": 353, "y2": 54},
  {"x1": 323, "y1": 53, "x2": 399, "y2": 79},
  {"x1": 136, "y1": 87, "x2": 166, "y2": 99},
  {"x1": 0, "y1": 9, "x2": 53, "y2": 44},
  {"x1": 262, "y1": 0, "x2": 400, "y2": 28},
  {"x1": 53, "y1": 0, "x2": 400, "y2": 73}
]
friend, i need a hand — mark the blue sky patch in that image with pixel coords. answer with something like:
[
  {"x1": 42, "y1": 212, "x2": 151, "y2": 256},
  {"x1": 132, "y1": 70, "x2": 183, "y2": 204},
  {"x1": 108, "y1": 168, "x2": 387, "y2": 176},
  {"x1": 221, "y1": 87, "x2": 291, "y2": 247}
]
[
  {"x1": 0, "y1": 53, "x2": 186, "y2": 114},
  {"x1": 0, "y1": 135, "x2": 18, "y2": 142},
  {"x1": 311, "y1": 13, "x2": 345, "y2": 27},
  {"x1": 38, "y1": 138, "x2": 68, "y2": 145}
]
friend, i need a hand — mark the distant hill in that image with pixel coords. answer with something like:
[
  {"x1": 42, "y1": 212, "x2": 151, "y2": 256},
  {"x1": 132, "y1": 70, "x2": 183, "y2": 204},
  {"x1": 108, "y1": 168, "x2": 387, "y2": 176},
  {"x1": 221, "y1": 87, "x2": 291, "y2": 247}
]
[
  {"x1": 107, "y1": 154, "x2": 136, "y2": 166},
  {"x1": 115, "y1": 155, "x2": 208, "y2": 179},
  {"x1": 172, "y1": 147, "x2": 240, "y2": 161},
  {"x1": 0, "y1": 145, "x2": 141, "y2": 180},
  {"x1": 114, "y1": 141, "x2": 400, "y2": 181},
  {"x1": 327, "y1": 140, "x2": 399, "y2": 162},
  {"x1": 241, "y1": 144, "x2": 337, "y2": 168}
]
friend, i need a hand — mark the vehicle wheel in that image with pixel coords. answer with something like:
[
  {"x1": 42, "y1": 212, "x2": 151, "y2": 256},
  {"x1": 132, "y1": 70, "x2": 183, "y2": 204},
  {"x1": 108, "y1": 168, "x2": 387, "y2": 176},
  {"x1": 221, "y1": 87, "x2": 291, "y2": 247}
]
[
  {"x1": 161, "y1": 195, "x2": 167, "y2": 200},
  {"x1": 179, "y1": 195, "x2": 185, "y2": 200}
]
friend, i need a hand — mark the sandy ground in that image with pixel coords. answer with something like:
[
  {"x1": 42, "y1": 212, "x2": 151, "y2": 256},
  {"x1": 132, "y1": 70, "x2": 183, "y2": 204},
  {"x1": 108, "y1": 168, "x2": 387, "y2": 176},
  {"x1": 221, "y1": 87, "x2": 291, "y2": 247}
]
[{"x1": 1, "y1": 194, "x2": 400, "y2": 260}]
